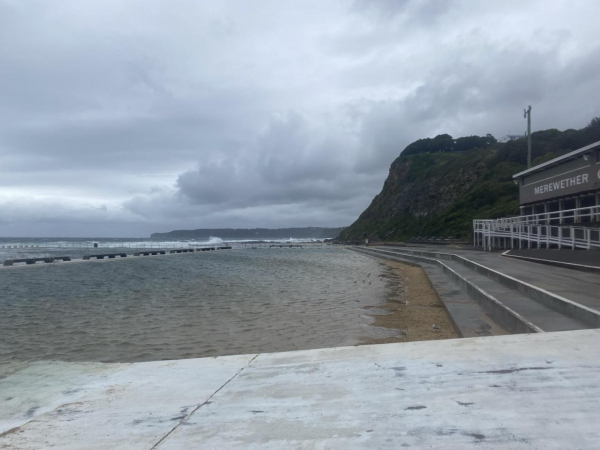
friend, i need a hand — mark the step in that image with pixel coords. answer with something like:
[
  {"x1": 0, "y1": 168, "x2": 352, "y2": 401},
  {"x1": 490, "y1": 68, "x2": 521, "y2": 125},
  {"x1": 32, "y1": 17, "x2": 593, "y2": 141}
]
[
  {"x1": 377, "y1": 246, "x2": 600, "y2": 323},
  {"x1": 373, "y1": 247, "x2": 591, "y2": 332},
  {"x1": 352, "y1": 248, "x2": 508, "y2": 338},
  {"x1": 364, "y1": 248, "x2": 541, "y2": 333},
  {"x1": 441, "y1": 258, "x2": 588, "y2": 332}
]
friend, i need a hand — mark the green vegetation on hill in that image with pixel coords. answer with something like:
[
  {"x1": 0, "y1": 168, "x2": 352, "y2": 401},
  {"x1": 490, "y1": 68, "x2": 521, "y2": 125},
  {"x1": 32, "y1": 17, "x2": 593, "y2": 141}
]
[
  {"x1": 403, "y1": 133, "x2": 497, "y2": 156},
  {"x1": 339, "y1": 118, "x2": 600, "y2": 243}
]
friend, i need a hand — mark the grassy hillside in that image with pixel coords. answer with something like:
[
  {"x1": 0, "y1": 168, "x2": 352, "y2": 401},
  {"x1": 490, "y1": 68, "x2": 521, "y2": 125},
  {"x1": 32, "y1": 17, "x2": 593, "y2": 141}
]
[{"x1": 339, "y1": 118, "x2": 600, "y2": 242}]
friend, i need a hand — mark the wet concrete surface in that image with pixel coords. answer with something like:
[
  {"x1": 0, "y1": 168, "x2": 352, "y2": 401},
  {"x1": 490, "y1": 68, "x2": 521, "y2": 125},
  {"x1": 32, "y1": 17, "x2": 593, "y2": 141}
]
[{"x1": 2, "y1": 330, "x2": 600, "y2": 449}]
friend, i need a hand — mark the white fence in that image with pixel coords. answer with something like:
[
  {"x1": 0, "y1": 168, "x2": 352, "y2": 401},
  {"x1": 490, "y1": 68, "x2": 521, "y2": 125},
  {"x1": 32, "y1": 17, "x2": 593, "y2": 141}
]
[{"x1": 473, "y1": 205, "x2": 600, "y2": 251}]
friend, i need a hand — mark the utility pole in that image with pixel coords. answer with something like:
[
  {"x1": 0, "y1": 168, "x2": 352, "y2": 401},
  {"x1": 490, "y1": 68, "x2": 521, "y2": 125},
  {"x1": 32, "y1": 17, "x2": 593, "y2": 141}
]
[{"x1": 524, "y1": 105, "x2": 532, "y2": 168}]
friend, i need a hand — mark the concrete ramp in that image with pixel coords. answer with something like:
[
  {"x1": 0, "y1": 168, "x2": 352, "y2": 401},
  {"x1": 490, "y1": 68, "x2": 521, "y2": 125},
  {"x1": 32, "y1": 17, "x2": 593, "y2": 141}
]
[
  {"x1": 355, "y1": 246, "x2": 600, "y2": 334},
  {"x1": 2, "y1": 330, "x2": 600, "y2": 448}
]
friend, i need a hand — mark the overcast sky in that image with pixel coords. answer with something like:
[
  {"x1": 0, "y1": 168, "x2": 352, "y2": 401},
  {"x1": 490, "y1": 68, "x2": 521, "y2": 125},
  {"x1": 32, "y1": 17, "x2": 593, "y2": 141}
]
[{"x1": 1, "y1": 0, "x2": 599, "y2": 237}]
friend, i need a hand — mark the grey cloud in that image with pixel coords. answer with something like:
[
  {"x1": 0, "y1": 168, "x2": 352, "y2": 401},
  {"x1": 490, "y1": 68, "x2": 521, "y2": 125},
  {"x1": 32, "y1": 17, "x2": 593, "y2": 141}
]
[
  {"x1": 351, "y1": 0, "x2": 452, "y2": 23},
  {"x1": 1, "y1": 0, "x2": 599, "y2": 236},
  {"x1": 348, "y1": 32, "x2": 600, "y2": 175},
  {"x1": 174, "y1": 111, "x2": 378, "y2": 208}
]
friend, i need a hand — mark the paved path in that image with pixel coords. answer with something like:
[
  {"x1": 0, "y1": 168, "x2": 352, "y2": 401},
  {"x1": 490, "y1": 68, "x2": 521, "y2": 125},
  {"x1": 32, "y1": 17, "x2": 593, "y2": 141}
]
[
  {"x1": 2, "y1": 330, "x2": 600, "y2": 449},
  {"x1": 364, "y1": 246, "x2": 594, "y2": 333},
  {"x1": 509, "y1": 249, "x2": 600, "y2": 267},
  {"x1": 405, "y1": 245, "x2": 600, "y2": 313}
]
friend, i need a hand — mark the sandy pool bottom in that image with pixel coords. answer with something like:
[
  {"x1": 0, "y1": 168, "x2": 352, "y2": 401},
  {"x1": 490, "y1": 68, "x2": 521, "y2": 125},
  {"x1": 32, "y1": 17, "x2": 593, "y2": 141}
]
[{"x1": 361, "y1": 260, "x2": 458, "y2": 345}]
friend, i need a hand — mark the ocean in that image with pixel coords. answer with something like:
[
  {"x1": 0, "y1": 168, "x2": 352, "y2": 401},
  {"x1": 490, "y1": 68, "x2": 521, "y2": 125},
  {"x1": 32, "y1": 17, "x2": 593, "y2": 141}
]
[{"x1": 0, "y1": 240, "x2": 397, "y2": 363}]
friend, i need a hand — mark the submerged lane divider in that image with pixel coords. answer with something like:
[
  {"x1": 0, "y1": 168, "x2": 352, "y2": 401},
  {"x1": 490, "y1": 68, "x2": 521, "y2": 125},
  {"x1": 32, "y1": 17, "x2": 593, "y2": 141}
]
[
  {"x1": 134, "y1": 250, "x2": 167, "y2": 256},
  {"x1": 83, "y1": 253, "x2": 128, "y2": 260},
  {"x1": 3, "y1": 256, "x2": 71, "y2": 266},
  {"x1": 0, "y1": 246, "x2": 237, "y2": 268}
]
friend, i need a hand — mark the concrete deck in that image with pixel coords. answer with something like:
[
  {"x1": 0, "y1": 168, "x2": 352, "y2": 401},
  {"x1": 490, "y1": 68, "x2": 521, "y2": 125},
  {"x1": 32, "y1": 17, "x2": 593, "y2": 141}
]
[
  {"x1": 508, "y1": 249, "x2": 600, "y2": 268},
  {"x1": 371, "y1": 246, "x2": 591, "y2": 332},
  {"x1": 412, "y1": 244, "x2": 600, "y2": 312},
  {"x1": 2, "y1": 330, "x2": 600, "y2": 449}
]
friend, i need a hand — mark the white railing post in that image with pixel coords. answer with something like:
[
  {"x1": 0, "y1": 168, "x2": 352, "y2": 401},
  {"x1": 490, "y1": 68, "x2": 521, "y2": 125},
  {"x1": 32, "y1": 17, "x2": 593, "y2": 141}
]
[
  {"x1": 587, "y1": 229, "x2": 591, "y2": 250},
  {"x1": 571, "y1": 226, "x2": 575, "y2": 250},
  {"x1": 558, "y1": 226, "x2": 562, "y2": 250}
]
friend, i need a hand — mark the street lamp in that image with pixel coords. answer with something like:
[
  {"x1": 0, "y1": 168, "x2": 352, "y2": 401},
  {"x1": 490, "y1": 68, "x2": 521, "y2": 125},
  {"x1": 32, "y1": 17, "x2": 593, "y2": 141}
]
[{"x1": 524, "y1": 105, "x2": 532, "y2": 168}]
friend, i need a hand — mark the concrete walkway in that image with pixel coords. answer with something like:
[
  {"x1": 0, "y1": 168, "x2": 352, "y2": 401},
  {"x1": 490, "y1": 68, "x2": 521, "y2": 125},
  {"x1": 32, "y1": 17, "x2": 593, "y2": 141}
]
[
  {"x1": 371, "y1": 246, "x2": 591, "y2": 332},
  {"x1": 508, "y1": 248, "x2": 600, "y2": 267},
  {"x1": 411, "y1": 245, "x2": 600, "y2": 312},
  {"x1": 2, "y1": 330, "x2": 600, "y2": 449},
  {"x1": 358, "y1": 246, "x2": 598, "y2": 335}
]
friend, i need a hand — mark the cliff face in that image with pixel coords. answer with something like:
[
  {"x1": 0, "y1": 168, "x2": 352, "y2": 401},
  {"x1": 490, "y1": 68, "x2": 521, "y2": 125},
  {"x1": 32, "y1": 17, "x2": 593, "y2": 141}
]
[
  {"x1": 339, "y1": 119, "x2": 600, "y2": 242},
  {"x1": 371, "y1": 152, "x2": 487, "y2": 220},
  {"x1": 339, "y1": 149, "x2": 512, "y2": 242}
]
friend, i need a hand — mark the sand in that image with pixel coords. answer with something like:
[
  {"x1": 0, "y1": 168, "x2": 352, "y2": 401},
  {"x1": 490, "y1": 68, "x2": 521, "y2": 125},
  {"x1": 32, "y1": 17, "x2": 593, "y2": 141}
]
[{"x1": 361, "y1": 260, "x2": 458, "y2": 345}]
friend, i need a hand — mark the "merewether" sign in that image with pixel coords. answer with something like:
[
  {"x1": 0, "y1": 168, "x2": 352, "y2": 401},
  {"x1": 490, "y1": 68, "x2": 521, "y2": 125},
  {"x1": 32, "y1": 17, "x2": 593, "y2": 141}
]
[{"x1": 520, "y1": 165, "x2": 600, "y2": 204}]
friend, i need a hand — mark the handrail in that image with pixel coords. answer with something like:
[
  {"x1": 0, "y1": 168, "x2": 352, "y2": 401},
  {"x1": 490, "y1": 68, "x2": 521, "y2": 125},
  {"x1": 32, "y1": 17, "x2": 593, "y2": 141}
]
[
  {"x1": 474, "y1": 205, "x2": 600, "y2": 226},
  {"x1": 473, "y1": 207, "x2": 600, "y2": 251}
]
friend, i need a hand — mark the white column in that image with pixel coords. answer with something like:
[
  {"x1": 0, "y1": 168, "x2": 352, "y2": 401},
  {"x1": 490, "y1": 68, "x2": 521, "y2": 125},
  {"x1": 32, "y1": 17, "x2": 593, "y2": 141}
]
[
  {"x1": 510, "y1": 224, "x2": 514, "y2": 249},
  {"x1": 519, "y1": 224, "x2": 522, "y2": 249},
  {"x1": 558, "y1": 226, "x2": 562, "y2": 250},
  {"x1": 559, "y1": 199, "x2": 564, "y2": 224},
  {"x1": 587, "y1": 228, "x2": 591, "y2": 250}
]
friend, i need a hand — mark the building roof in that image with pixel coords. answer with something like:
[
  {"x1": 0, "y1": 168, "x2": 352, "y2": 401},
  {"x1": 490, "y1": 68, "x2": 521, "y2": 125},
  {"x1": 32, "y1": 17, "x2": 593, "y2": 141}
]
[{"x1": 513, "y1": 140, "x2": 600, "y2": 179}]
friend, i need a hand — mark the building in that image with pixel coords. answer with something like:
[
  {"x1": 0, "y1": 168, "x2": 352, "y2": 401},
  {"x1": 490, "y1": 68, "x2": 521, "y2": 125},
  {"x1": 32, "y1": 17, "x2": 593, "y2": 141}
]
[
  {"x1": 515, "y1": 140, "x2": 600, "y2": 221},
  {"x1": 474, "y1": 140, "x2": 600, "y2": 250}
]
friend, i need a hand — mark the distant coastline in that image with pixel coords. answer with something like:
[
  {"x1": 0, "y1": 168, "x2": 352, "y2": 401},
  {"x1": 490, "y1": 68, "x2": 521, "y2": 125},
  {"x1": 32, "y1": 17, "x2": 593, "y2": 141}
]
[{"x1": 150, "y1": 227, "x2": 346, "y2": 240}]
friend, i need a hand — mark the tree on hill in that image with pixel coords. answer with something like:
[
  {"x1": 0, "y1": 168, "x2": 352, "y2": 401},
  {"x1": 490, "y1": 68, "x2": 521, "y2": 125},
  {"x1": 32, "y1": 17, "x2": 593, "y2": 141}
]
[
  {"x1": 491, "y1": 117, "x2": 600, "y2": 167},
  {"x1": 402, "y1": 133, "x2": 496, "y2": 156}
]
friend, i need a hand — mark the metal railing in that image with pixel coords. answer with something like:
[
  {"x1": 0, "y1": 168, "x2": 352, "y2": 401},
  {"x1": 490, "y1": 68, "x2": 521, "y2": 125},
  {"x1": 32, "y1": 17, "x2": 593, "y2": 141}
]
[
  {"x1": 482, "y1": 205, "x2": 600, "y2": 227},
  {"x1": 473, "y1": 205, "x2": 600, "y2": 251}
]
